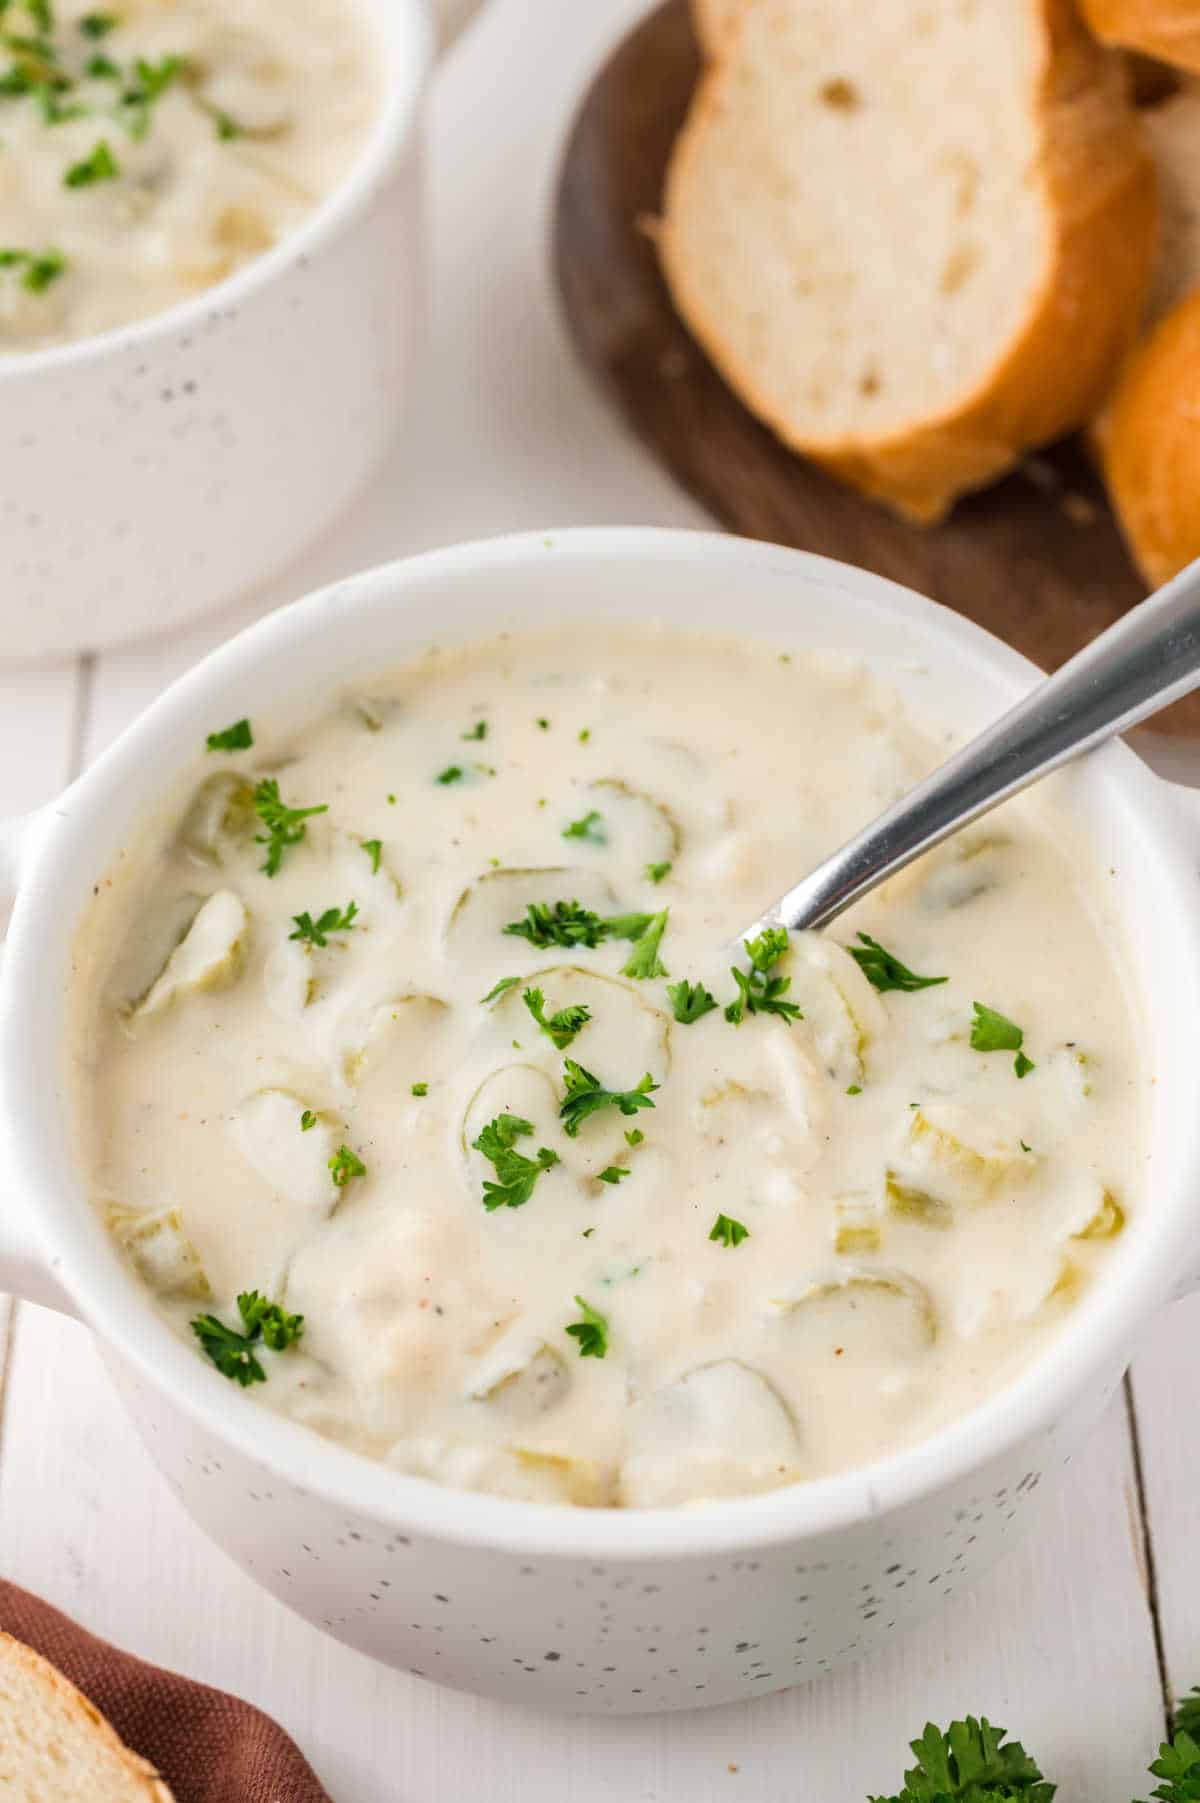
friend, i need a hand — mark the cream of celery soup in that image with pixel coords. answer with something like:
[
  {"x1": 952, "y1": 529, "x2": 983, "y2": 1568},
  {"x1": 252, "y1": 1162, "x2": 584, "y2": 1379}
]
[
  {"x1": 69, "y1": 627, "x2": 1142, "y2": 1509},
  {"x1": 0, "y1": 0, "x2": 376, "y2": 352}
]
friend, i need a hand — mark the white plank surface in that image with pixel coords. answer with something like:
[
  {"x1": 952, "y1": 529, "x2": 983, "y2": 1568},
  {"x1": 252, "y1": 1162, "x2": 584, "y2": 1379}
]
[{"x1": 0, "y1": 0, "x2": 1187, "y2": 1797}]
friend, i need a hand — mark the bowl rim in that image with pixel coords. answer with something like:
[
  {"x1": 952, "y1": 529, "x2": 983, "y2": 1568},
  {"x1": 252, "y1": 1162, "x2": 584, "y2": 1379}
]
[
  {"x1": 7, "y1": 526, "x2": 1199, "y2": 1560},
  {"x1": 0, "y1": 0, "x2": 432, "y2": 380}
]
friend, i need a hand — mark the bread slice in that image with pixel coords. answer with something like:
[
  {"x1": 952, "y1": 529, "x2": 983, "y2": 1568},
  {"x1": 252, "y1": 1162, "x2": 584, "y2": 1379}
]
[
  {"x1": 1093, "y1": 283, "x2": 1200, "y2": 583},
  {"x1": 0, "y1": 1632, "x2": 174, "y2": 1802},
  {"x1": 1139, "y1": 76, "x2": 1200, "y2": 320},
  {"x1": 690, "y1": 0, "x2": 742, "y2": 55},
  {"x1": 658, "y1": 0, "x2": 1159, "y2": 522},
  {"x1": 1080, "y1": 0, "x2": 1200, "y2": 74}
]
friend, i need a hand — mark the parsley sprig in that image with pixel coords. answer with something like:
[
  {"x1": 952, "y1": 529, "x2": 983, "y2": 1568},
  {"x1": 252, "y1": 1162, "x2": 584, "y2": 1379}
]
[
  {"x1": 565, "y1": 1295, "x2": 608, "y2": 1359},
  {"x1": 289, "y1": 901, "x2": 358, "y2": 947},
  {"x1": 559, "y1": 1059, "x2": 658, "y2": 1138},
  {"x1": 472, "y1": 1112, "x2": 560, "y2": 1210},
  {"x1": 622, "y1": 908, "x2": 668, "y2": 979},
  {"x1": 851, "y1": 933, "x2": 947, "y2": 994},
  {"x1": 0, "y1": 245, "x2": 65, "y2": 290},
  {"x1": 667, "y1": 978, "x2": 718, "y2": 1024},
  {"x1": 253, "y1": 778, "x2": 327, "y2": 876},
  {"x1": 523, "y1": 986, "x2": 591, "y2": 1050},
  {"x1": 869, "y1": 1716, "x2": 1052, "y2": 1803},
  {"x1": 328, "y1": 1145, "x2": 367, "y2": 1188},
  {"x1": 563, "y1": 809, "x2": 607, "y2": 845},
  {"x1": 191, "y1": 1289, "x2": 304, "y2": 1386},
  {"x1": 709, "y1": 1213, "x2": 749, "y2": 1248},
  {"x1": 971, "y1": 1002, "x2": 1035, "y2": 1078},
  {"x1": 63, "y1": 135, "x2": 117, "y2": 184},
  {"x1": 205, "y1": 717, "x2": 253, "y2": 753},
  {"x1": 502, "y1": 899, "x2": 654, "y2": 951},
  {"x1": 725, "y1": 927, "x2": 802, "y2": 1025}
]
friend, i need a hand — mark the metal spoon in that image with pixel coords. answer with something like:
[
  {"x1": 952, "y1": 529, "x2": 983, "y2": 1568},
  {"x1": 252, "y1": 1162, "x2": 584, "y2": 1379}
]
[{"x1": 741, "y1": 557, "x2": 1200, "y2": 941}]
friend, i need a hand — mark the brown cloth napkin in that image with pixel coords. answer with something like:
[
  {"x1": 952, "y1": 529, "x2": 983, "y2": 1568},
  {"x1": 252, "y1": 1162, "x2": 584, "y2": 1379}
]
[{"x1": 0, "y1": 1579, "x2": 332, "y2": 1802}]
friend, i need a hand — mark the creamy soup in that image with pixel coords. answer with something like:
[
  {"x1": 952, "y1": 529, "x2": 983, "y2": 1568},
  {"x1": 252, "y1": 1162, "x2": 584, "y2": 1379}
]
[
  {"x1": 70, "y1": 627, "x2": 1143, "y2": 1509},
  {"x1": 0, "y1": 0, "x2": 376, "y2": 352}
]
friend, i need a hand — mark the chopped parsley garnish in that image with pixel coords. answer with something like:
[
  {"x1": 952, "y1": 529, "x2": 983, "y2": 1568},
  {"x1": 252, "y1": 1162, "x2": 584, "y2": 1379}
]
[
  {"x1": 622, "y1": 908, "x2": 668, "y2": 980},
  {"x1": 461, "y1": 720, "x2": 487, "y2": 741},
  {"x1": 565, "y1": 1296, "x2": 607, "y2": 1359},
  {"x1": 84, "y1": 50, "x2": 117, "y2": 75},
  {"x1": 850, "y1": 932, "x2": 948, "y2": 994},
  {"x1": 208, "y1": 104, "x2": 241, "y2": 140},
  {"x1": 709, "y1": 1213, "x2": 749, "y2": 1248},
  {"x1": 191, "y1": 1289, "x2": 304, "y2": 1385},
  {"x1": 624, "y1": 1127, "x2": 644, "y2": 1147},
  {"x1": 252, "y1": 777, "x2": 327, "y2": 876},
  {"x1": 299, "y1": 1109, "x2": 317, "y2": 1131},
  {"x1": 667, "y1": 977, "x2": 717, "y2": 1024},
  {"x1": 360, "y1": 838, "x2": 382, "y2": 875},
  {"x1": 205, "y1": 717, "x2": 252, "y2": 753},
  {"x1": 563, "y1": 808, "x2": 606, "y2": 846},
  {"x1": 118, "y1": 51, "x2": 182, "y2": 137},
  {"x1": 289, "y1": 900, "x2": 358, "y2": 947},
  {"x1": 559, "y1": 1059, "x2": 658, "y2": 1138},
  {"x1": 79, "y1": 11, "x2": 118, "y2": 35},
  {"x1": 536, "y1": 717, "x2": 550, "y2": 730},
  {"x1": 502, "y1": 899, "x2": 650, "y2": 951},
  {"x1": 597, "y1": 1165, "x2": 629, "y2": 1184},
  {"x1": 725, "y1": 926, "x2": 802, "y2": 1024},
  {"x1": 472, "y1": 1112, "x2": 560, "y2": 1211},
  {"x1": 646, "y1": 860, "x2": 672, "y2": 884},
  {"x1": 411, "y1": 1082, "x2": 428, "y2": 1097},
  {"x1": 480, "y1": 975, "x2": 520, "y2": 1005},
  {"x1": 63, "y1": 136, "x2": 118, "y2": 184},
  {"x1": 523, "y1": 986, "x2": 591, "y2": 1050},
  {"x1": 0, "y1": 246, "x2": 65, "y2": 290},
  {"x1": 578, "y1": 728, "x2": 591, "y2": 744},
  {"x1": 971, "y1": 1002, "x2": 1035, "y2": 1078},
  {"x1": 436, "y1": 764, "x2": 463, "y2": 785},
  {"x1": 328, "y1": 1145, "x2": 367, "y2": 1188},
  {"x1": 847, "y1": 1084, "x2": 862, "y2": 1096}
]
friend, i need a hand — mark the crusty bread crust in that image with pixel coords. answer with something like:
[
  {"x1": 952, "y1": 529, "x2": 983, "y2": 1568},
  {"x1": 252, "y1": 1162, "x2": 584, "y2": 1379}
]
[
  {"x1": 660, "y1": 0, "x2": 1159, "y2": 522},
  {"x1": 1095, "y1": 285, "x2": 1200, "y2": 583},
  {"x1": 1081, "y1": 0, "x2": 1200, "y2": 74},
  {"x1": 690, "y1": 0, "x2": 743, "y2": 55},
  {"x1": 0, "y1": 1632, "x2": 175, "y2": 1801}
]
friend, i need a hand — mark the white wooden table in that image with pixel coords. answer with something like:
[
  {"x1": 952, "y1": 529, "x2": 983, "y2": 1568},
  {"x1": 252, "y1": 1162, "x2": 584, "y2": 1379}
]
[{"x1": 1, "y1": 3, "x2": 1196, "y2": 1795}]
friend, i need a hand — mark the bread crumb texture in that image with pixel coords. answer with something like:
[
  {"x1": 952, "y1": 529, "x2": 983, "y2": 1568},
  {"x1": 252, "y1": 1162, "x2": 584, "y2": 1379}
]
[
  {"x1": 0, "y1": 1632, "x2": 174, "y2": 1802},
  {"x1": 660, "y1": 0, "x2": 1158, "y2": 520}
]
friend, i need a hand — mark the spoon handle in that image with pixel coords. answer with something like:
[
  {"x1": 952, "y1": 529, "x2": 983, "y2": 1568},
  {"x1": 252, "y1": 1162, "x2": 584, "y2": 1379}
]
[{"x1": 753, "y1": 557, "x2": 1200, "y2": 938}]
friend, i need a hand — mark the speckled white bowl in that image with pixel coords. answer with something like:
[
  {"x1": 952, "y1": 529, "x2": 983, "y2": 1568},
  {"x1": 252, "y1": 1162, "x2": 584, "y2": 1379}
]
[
  {"x1": 1, "y1": 530, "x2": 1199, "y2": 1713},
  {"x1": 0, "y1": 0, "x2": 476, "y2": 662}
]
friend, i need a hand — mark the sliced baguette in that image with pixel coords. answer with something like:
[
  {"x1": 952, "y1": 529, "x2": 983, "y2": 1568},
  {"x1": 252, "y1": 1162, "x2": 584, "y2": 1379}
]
[
  {"x1": 1140, "y1": 75, "x2": 1200, "y2": 320},
  {"x1": 658, "y1": 0, "x2": 1158, "y2": 522},
  {"x1": 1080, "y1": 0, "x2": 1200, "y2": 73},
  {"x1": 690, "y1": 0, "x2": 742, "y2": 55},
  {"x1": 1093, "y1": 285, "x2": 1200, "y2": 583},
  {"x1": 1092, "y1": 76, "x2": 1200, "y2": 581},
  {"x1": 0, "y1": 1632, "x2": 174, "y2": 1802}
]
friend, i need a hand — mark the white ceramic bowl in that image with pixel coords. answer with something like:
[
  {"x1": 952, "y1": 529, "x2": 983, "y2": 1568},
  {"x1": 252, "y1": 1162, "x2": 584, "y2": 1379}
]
[
  {"x1": 1, "y1": 529, "x2": 1197, "y2": 1714},
  {"x1": 0, "y1": 0, "x2": 478, "y2": 663}
]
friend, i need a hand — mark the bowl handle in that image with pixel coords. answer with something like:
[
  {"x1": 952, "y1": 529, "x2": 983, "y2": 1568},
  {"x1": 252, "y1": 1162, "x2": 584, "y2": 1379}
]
[{"x1": 0, "y1": 812, "x2": 76, "y2": 1317}]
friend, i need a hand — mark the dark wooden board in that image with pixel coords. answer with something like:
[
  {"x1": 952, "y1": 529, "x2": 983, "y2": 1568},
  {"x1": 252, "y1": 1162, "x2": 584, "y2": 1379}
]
[{"x1": 553, "y1": 0, "x2": 1200, "y2": 736}]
